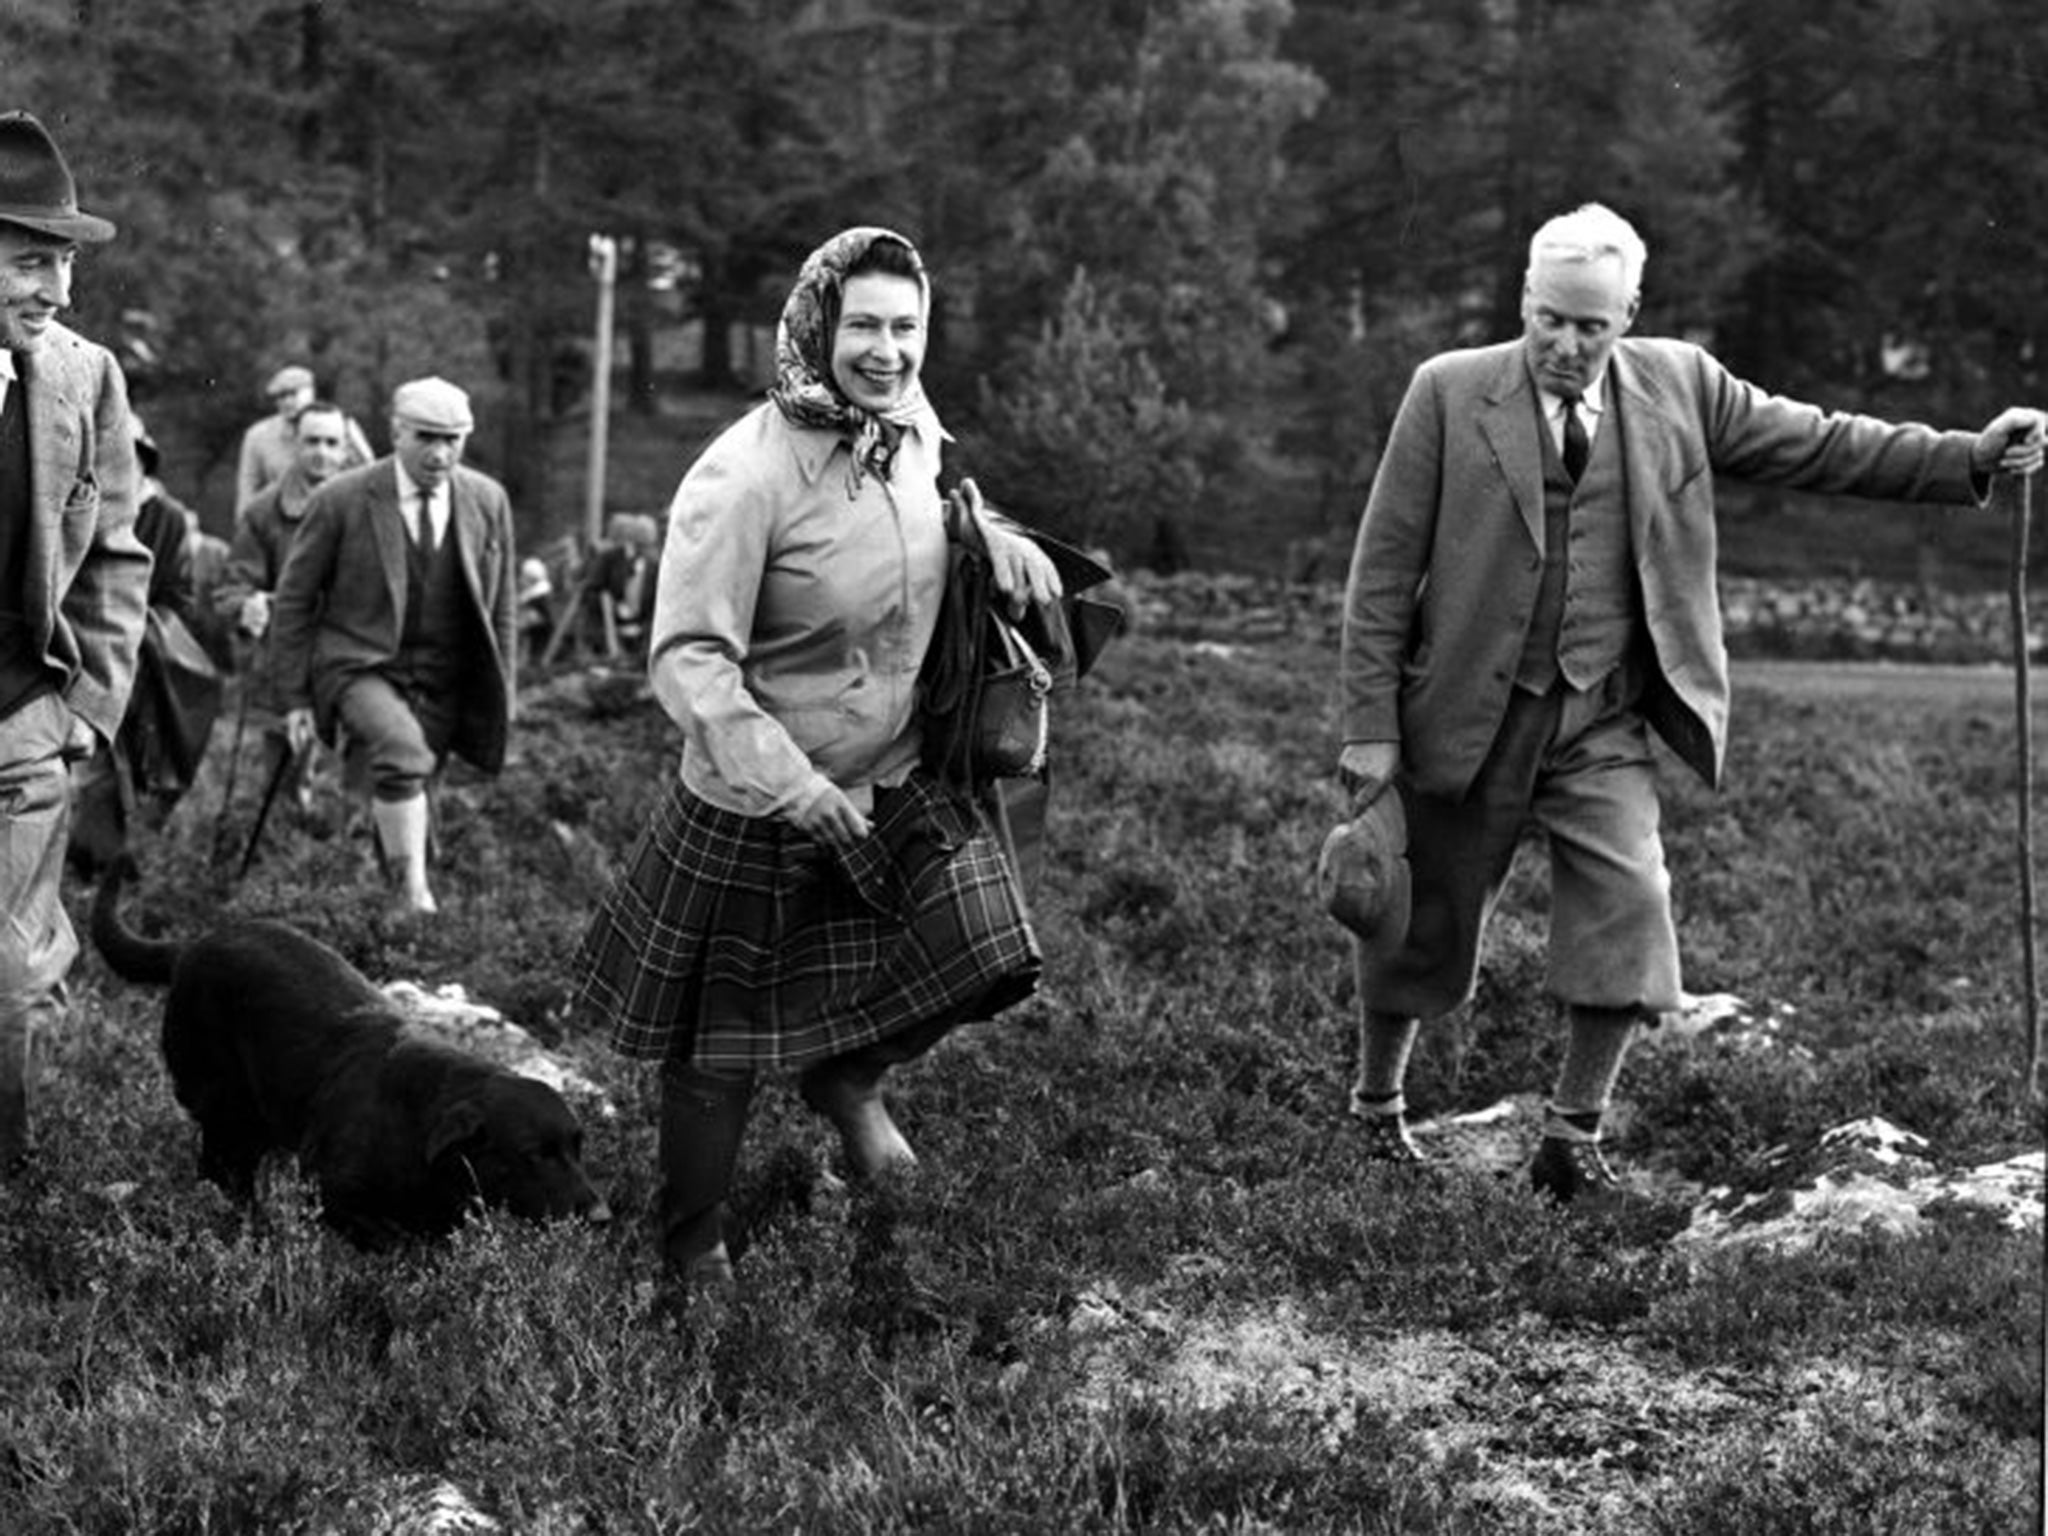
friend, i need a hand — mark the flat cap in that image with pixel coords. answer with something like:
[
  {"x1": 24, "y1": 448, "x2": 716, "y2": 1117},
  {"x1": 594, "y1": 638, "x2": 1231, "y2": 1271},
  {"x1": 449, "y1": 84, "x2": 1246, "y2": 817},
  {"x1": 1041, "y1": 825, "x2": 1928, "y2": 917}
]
[
  {"x1": 1316, "y1": 785, "x2": 1412, "y2": 957},
  {"x1": 390, "y1": 376, "x2": 474, "y2": 432}
]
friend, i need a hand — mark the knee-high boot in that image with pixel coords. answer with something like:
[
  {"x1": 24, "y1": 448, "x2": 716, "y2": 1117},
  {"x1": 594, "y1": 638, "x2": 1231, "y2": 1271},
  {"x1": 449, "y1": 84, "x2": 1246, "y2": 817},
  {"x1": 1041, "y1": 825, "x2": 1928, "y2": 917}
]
[
  {"x1": 0, "y1": 1007, "x2": 31, "y2": 1175},
  {"x1": 656, "y1": 1066, "x2": 755, "y2": 1291}
]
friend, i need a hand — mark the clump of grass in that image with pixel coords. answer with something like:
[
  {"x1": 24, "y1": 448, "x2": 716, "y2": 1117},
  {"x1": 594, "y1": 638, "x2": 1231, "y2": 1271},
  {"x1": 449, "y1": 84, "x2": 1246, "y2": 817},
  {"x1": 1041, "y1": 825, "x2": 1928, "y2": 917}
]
[
  {"x1": 1644, "y1": 1395, "x2": 2037, "y2": 1535},
  {"x1": 1645, "y1": 1223, "x2": 2043, "y2": 1433}
]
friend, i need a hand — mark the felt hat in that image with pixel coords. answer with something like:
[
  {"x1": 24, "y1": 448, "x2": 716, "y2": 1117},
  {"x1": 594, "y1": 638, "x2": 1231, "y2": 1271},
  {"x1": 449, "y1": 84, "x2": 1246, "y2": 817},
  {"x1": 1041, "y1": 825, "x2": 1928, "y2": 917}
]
[
  {"x1": 1317, "y1": 786, "x2": 1412, "y2": 955},
  {"x1": 0, "y1": 112, "x2": 115, "y2": 244},
  {"x1": 390, "y1": 376, "x2": 474, "y2": 432},
  {"x1": 266, "y1": 364, "x2": 315, "y2": 396}
]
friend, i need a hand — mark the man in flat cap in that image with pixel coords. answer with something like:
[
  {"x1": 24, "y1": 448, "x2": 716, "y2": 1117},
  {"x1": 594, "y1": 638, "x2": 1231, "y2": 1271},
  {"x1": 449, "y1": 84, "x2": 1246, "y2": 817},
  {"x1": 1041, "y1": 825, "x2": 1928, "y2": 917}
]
[
  {"x1": 268, "y1": 376, "x2": 518, "y2": 915},
  {"x1": 0, "y1": 111, "x2": 152, "y2": 1174},
  {"x1": 234, "y1": 361, "x2": 371, "y2": 511}
]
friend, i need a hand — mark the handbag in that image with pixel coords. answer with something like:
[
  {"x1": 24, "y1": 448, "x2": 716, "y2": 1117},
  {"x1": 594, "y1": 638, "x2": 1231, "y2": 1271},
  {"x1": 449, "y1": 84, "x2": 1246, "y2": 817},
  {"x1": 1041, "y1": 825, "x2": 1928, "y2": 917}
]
[
  {"x1": 919, "y1": 496, "x2": 1056, "y2": 789},
  {"x1": 971, "y1": 609, "x2": 1053, "y2": 777}
]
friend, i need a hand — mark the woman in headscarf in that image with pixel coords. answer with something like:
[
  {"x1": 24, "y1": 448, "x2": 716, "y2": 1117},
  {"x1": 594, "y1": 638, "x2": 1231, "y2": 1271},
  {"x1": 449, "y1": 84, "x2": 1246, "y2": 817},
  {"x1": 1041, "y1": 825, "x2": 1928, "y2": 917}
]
[{"x1": 572, "y1": 227, "x2": 1062, "y2": 1300}]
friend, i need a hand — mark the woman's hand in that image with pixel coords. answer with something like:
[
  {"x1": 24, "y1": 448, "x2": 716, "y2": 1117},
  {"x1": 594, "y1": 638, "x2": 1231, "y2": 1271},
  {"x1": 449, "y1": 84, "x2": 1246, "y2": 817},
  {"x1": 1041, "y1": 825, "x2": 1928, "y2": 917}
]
[
  {"x1": 60, "y1": 713, "x2": 97, "y2": 763},
  {"x1": 957, "y1": 478, "x2": 1063, "y2": 615},
  {"x1": 790, "y1": 782, "x2": 873, "y2": 852}
]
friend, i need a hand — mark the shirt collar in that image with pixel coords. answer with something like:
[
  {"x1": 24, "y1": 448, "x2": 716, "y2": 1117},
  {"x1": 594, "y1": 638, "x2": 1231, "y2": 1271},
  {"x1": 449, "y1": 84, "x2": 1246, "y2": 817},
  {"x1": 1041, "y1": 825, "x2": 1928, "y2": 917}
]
[
  {"x1": 787, "y1": 409, "x2": 949, "y2": 487},
  {"x1": 0, "y1": 351, "x2": 17, "y2": 386},
  {"x1": 1542, "y1": 369, "x2": 1607, "y2": 420},
  {"x1": 393, "y1": 458, "x2": 445, "y2": 506}
]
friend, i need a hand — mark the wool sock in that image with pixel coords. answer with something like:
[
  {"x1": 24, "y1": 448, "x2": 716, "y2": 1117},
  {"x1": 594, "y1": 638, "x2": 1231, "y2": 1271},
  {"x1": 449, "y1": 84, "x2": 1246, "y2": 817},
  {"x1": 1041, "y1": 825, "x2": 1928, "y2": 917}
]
[
  {"x1": 1545, "y1": 1003, "x2": 1638, "y2": 1141},
  {"x1": 1351, "y1": 1010, "x2": 1420, "y2": 1117}
]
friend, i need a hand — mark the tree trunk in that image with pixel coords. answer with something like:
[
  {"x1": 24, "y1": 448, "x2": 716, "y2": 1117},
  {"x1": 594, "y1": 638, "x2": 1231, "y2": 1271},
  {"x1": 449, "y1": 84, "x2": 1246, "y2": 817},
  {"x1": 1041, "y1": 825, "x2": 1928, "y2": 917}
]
[
  {"x1": 697, "y1": 295, "x2": 736, "y2": 389},
  {"x1": 625, "y1": 234, "x2": 656, "y2": 416},
  {"x1": 296, "y1": 2, "x2": 325, "y2": 163},
  {"x1": 1489, "y1": 0, "x2": 1545, "y2": 335}
]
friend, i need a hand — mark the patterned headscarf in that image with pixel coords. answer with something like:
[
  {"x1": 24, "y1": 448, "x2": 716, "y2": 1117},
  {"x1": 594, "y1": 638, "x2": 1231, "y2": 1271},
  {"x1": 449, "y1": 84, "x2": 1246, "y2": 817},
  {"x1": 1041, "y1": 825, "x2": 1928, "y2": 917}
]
[{"x1": 767, "y1": 225, "x2": 937, "y2": 489}]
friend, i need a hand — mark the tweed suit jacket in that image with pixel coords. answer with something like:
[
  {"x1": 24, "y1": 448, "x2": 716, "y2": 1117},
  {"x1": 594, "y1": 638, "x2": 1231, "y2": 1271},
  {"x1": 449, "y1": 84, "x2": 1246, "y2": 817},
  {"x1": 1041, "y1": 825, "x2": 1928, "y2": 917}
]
[
  {"x1": 1341, "y1": 337, "x2": 1983, "y2": 799},
  {"x1": 9, "y1": 321, "x2": 151, "y2": 743},
  {"x1": 266, "y1": 456, "x2": 518, "y2": 774}
]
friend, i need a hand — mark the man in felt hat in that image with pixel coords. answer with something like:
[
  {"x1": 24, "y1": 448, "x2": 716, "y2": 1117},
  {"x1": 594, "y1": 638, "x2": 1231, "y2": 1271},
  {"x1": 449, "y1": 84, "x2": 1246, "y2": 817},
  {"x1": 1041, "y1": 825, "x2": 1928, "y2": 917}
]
[
  {"x1": 267, "y1": 375, "x2": 518, "y2": 915},
  {"x1": 234, "y1": 361, "x2": 372, "y2": 511},
  {"x1": 1338, "y1": 201, "x2": 2047, "y2": 1201},
  {"x1": 0, "y1": 110, "x2": 153, "y2": 1174}
]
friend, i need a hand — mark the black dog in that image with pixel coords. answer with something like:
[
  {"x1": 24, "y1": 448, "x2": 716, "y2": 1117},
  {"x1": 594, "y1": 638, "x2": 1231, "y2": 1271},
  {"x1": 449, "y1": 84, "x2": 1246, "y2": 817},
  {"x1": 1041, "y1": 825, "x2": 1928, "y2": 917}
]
[{"x1": 92, "y1": 860, "x2": 610, "y2": 1249}]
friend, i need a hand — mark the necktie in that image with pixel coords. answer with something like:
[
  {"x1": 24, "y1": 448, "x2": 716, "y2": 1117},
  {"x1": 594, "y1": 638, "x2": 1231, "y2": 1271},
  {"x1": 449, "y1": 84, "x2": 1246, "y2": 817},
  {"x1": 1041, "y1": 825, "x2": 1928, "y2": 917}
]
[
  {"x1": 1561, "y1": 395, "x2": 1589, "y2": 483},
  {"x1": 412, "y1": 490, "x2": 435, "y2": 549}
]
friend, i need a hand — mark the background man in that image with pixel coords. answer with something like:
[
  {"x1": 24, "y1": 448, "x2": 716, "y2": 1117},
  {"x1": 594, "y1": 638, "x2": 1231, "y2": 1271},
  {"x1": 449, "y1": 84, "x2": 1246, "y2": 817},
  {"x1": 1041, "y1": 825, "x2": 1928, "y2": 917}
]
[
  {"x1": 0, "y1": 111, "x2": 152, "y2": 1174},
  {"x1": 267, "y1": 376, "x2": 517, "y2": 916},
  {"x1": 1337, "y1": 202, "x2": 2046, "y2": 1201},
  {"x1": 217, "y1": 397, "x2": 354, "y2": 817},
  {"x1": 220, "y1": 397, "x2": 353, "y2": 645},
  {"x1": 234, "y1": 362, "x2": 370, "y2": 510}
]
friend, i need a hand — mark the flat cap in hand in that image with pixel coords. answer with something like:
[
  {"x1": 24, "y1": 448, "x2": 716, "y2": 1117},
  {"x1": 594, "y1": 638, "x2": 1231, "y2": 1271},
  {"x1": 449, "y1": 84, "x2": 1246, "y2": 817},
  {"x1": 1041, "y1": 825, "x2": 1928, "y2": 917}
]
[{"x1": 1317, "y1": 786, "x2": 1411, "y2": 957}]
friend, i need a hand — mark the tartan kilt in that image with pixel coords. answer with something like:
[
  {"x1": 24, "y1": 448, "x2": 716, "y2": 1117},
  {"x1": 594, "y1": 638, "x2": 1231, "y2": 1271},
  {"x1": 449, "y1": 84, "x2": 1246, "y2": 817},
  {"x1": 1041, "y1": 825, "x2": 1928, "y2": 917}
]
[{"x1": 571, "y1": 772, "x2": 1042, "y2": 1070}]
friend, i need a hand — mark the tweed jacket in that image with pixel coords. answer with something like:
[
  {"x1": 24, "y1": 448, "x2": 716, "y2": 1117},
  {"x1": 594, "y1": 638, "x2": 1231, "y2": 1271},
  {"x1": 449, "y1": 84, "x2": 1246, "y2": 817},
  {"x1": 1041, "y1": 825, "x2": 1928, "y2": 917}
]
[
  {"x1": 1341, "y1": 337, "x2": 1983, "y2": 798},
  {"x1": 8, "y1": 321, "x2": 151, "y2": 743},
  {"x1": 266, "y1": 457, "x2": 518, "y2": 773}
]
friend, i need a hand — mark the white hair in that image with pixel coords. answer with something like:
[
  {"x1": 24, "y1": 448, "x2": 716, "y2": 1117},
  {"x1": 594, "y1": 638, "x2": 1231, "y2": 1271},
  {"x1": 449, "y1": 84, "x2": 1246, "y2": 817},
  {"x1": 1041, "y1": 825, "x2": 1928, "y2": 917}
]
[{"x1": 1526, "y1": 203, "x2": 1647, "y2": 299}]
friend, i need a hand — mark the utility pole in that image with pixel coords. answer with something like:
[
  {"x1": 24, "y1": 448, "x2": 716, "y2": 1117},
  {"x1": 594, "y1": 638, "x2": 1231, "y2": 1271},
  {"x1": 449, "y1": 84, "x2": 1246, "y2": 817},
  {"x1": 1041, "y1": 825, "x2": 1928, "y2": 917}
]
[{"x1": 585, "y1": 234, "x2": 618, "y2": 547}]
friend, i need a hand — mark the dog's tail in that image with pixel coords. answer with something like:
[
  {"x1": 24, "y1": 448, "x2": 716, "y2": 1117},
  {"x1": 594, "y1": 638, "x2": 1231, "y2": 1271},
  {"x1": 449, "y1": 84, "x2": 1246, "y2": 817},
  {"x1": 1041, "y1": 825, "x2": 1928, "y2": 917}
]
[{"x1": 89, "y1": 854, "x2": 183, "y2": 986}]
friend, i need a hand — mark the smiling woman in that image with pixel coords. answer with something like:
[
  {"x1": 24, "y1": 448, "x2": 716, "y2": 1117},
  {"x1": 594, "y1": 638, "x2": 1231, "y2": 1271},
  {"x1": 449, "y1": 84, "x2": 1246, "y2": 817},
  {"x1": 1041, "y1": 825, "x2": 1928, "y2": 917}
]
[
  {"x1": 569, "y1": 225, "x2": 1063, "y2": 1313},
  {"x1": 828, "y1": 243, "x2": 926, "y2": 416}
]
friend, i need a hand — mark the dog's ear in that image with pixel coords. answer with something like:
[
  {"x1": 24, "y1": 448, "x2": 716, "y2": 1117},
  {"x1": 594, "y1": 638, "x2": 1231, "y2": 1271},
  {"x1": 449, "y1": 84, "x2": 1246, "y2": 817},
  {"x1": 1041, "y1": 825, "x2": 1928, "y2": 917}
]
[{"x1": 426, "y1": 1100, "x2": 487, "y2": 1164}]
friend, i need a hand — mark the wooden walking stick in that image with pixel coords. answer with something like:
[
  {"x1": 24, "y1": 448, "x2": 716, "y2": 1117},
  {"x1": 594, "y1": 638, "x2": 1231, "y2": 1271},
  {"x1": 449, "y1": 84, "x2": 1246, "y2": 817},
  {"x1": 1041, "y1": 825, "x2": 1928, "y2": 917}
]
[
  {"x1": 234, "y1": 732, "x2": 299, "y2": 884},
  {"x1": 2004, "y1": 461, "x2": 2044, "y2": 1101}
]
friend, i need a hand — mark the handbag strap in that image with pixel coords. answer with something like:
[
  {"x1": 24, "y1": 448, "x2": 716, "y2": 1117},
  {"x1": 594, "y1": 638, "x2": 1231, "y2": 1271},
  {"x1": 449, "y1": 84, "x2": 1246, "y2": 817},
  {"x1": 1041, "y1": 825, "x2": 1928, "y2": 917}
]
[{"x1": 989, "y1": 607, "x2": 1052, "y2": 693}]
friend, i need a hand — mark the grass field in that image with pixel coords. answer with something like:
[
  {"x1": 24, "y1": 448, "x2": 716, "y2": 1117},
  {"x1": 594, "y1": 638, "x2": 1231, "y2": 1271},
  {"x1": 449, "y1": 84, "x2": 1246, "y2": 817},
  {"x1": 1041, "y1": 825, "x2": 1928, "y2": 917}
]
[{"x1": 0, "y1": 624, "x2": 2041, "y2": 1532}]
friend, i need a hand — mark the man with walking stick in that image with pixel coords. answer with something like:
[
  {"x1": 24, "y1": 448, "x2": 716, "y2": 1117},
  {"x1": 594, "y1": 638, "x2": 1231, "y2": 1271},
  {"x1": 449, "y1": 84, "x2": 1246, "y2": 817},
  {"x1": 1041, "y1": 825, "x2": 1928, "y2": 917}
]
[
  {"x1": 1336, "y1": 201, "x2": 2046, "y2": 1200},
  {"x1": 215, "y1": 396, "x2": 355, "y2": 844}
]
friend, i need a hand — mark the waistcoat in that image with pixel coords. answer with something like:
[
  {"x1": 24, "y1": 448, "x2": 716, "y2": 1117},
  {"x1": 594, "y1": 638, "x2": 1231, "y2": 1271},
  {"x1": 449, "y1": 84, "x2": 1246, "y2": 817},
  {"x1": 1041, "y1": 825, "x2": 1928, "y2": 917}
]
[
  {"x1": 1514, "y1": 396, "x2": 1639, "y2": 694},
  {"x1": 398, "y1": 514, "x2": 472, "y2": 691}
]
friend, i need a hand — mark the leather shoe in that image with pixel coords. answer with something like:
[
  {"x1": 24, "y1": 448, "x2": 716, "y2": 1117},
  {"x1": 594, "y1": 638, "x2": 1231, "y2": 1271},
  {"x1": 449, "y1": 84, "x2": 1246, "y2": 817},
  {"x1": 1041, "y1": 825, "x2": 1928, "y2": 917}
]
[
  {"x1": 1353, "y1": 1111, "x2": 1427, "y2": 1164},
  {"x1": 1529, "y1": 1135, "x2": 1619, "y2": 1204}
]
